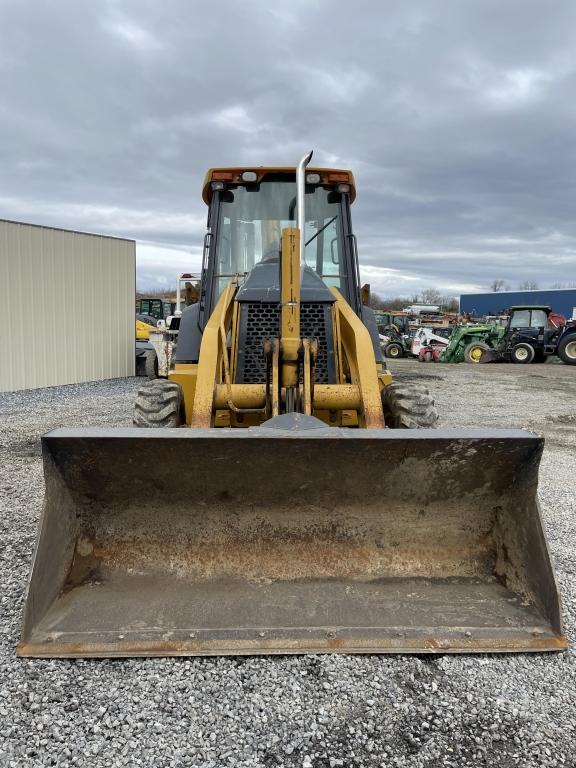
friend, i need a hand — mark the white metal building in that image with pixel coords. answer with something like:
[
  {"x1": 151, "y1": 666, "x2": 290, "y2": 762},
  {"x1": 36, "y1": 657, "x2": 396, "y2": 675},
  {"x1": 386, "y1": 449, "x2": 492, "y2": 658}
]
[{"x1": 0, "y1": 219, "x2": 135, "y2": 392}]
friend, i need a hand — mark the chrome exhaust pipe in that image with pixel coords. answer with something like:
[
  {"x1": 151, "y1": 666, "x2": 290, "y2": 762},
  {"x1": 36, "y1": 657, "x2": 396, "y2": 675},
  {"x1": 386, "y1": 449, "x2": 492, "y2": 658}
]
[{"x1": 297, "y1": 151, "x2": 313, "y2": 264}]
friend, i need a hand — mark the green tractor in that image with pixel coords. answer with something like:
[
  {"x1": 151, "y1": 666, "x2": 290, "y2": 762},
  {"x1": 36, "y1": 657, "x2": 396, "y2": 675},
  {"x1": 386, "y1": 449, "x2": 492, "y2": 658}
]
[
  {"x1": 441, "y1": 323, "x2": 504, "y2": 364},
  {"x1": 442, "y1": 306, "x2": 566, "y2": 364}
]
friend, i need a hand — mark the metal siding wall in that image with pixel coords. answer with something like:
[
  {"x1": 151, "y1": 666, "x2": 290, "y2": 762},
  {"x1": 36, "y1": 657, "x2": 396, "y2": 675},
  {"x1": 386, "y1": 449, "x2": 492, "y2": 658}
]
[
  {"x1": 0, "y1": 220, "x2": 135, "y2": 392},
  {"x1": 460, "y1": 290, "x2": 576, "y2": 319}
]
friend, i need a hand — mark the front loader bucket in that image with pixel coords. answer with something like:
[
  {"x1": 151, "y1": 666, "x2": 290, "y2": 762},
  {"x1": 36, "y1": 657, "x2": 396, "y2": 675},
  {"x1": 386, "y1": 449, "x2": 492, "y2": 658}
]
[
  {"x1": 19, "y1": 419, "x2": 566, "y2": 657},
  {"x1": 480, "y1": 349, "x2": 499, "y2": 363}
]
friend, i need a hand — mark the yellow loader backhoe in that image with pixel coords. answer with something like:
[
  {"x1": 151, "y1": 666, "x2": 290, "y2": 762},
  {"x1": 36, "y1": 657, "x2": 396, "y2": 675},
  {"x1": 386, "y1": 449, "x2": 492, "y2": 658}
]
[{"x1": 19, "y1": 153, "x2": 565, "y2": 657}]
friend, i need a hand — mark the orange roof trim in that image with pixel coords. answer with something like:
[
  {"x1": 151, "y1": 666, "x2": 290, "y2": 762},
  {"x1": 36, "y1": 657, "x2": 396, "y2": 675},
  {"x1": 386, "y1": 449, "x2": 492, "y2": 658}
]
[{"x1": 201, "y1": 166, "x2": 356, "y2": 205}]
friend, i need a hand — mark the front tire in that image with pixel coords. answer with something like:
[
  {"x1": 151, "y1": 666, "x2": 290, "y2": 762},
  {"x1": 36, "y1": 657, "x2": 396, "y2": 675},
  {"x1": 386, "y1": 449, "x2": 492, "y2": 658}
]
[
  {"x1": 133, "y1": 379, "x2": 184, "y2": 427},
  {"x1": 382, "y1": 383, "x2": 439, "y2": 428},
  {"x1": 464, "y1": 341, "x2": 491, "y2": 364},
  {"x1": 385, "y1": 342, "x2": 403, "y2": 359},
  {"x1": 558, "y1": 334, "x2": 576, "y2": 365},
  {"x1": 510, "y1": 343, "x2": 535, "y2": 364}
]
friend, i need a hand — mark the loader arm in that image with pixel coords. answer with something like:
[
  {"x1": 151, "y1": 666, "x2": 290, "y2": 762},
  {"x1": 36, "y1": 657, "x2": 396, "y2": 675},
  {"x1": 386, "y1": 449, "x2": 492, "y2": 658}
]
[
  {"x1": 189, "y1": 277, "x2": 242, "y2": 428},
  {"x1": 180, "y1": 232, "x2": 386, "y2": 429},
  {"x1": 330, "y1": 288, "x2": 385, "y2": 428}
]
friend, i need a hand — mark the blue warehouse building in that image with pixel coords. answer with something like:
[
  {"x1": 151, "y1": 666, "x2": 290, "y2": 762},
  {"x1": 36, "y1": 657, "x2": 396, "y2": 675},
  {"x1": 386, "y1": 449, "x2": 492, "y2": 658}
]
[{"x1": 460, "y1": 289, "x2": 576, "y2": 320}]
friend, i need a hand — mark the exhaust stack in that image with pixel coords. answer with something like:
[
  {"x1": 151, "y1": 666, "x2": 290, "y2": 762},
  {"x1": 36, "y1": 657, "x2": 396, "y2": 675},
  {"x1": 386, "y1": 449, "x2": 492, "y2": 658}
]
[{"x1": 296, "y1": 150, "x2": 313, "y2": 263}]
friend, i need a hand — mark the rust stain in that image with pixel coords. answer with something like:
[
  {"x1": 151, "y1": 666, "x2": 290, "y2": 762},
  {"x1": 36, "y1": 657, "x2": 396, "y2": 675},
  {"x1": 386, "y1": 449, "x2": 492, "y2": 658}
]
[
  {"x1": 90, "y1": 536, "x2": 497, "y2": 582},
  {"x1": 73, "y1": 505, "x2": 507, "y2": 583}
]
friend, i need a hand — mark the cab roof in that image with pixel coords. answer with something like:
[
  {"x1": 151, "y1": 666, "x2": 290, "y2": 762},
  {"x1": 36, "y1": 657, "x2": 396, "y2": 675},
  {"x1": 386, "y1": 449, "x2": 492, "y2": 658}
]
[{"x1": 202, "y1": 166, "x2": 356, "y2": 205}]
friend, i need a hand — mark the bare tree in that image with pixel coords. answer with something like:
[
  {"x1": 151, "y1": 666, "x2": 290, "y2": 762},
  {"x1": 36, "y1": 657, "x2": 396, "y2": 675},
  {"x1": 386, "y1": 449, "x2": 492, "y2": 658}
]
[
  {"x1": 369, "y1": 294, "x2": 410, "y2": 311},
  {"x1": 549, "y1": 281, "x2": 576, "y2": 289},
  {"x1": 441, "y1": 296, "x2": 459, "y2": 312},
  {"x1": 419, "y1": 288, "x2": 443, "y2": 305},
  {"x1": 385, "y1": 296, "x2": 409, "y2": 311},
  {"x1": 368, "y1": 292, "x2": 387, "y2": 310},
  {"x1": 369, "y1": 292, "x2": 458, "y2": 312},
  {"x1": 518, "y1": 281, "x2": 539, "y2": 290},
  {"x1": 490, "y1": 279, "x2": 508, "y2": 292},
  {"x1": 136, "y1": 287, "x2": 171, "y2": 298}
]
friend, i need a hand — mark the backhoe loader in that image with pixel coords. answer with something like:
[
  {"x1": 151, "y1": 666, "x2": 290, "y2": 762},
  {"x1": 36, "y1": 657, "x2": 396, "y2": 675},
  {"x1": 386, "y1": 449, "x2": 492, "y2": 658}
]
[{"x1": 19, "y1": 153, "x2": 565, "y2": 657}]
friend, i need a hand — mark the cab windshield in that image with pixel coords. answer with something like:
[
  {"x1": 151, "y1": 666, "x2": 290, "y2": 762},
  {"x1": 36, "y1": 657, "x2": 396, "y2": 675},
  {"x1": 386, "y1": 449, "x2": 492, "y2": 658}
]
[
  {"x1": 509, "y1": 309, "x2": 548, "y2": 328},
  {"x1": 213, "y1": 181, "x2": 346, "y2": 300}
]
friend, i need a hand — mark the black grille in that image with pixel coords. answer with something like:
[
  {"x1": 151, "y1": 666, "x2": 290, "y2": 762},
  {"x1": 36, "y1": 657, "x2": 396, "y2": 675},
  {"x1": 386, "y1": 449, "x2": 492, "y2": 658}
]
[
  {"x1": 237, "y1": 302, "x2": 332, "y2": 384},
  {"x1": 301, "y1": 303, "x2": 330, "y2": 384},
  {"x1": 241, "y1": 303, "x2": 279, "y2": 384}
]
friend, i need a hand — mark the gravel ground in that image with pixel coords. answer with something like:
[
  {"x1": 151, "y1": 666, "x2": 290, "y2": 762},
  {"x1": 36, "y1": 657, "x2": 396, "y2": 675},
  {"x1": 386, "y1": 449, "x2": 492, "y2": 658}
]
[{"x1": 1, "y1": 363, "x2": 575, "y2": 768}]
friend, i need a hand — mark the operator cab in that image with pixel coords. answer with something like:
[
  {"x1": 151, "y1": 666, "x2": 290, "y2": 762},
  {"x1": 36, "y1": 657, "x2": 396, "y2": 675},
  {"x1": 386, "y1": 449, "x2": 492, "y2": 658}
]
[
  {"x1": 199, "y1": 167, "x2": 360, "y2": 325},
  {"x1": 175, "y1": 165, "x2": 383, "y2": 380},
  {"x1": 508, "y1": 306, "x2": 551, "y2": 330}
]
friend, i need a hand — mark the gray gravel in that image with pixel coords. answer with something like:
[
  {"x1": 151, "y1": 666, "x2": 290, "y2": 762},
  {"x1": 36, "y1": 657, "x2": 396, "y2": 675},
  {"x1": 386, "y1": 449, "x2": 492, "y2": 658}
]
[{"x1": 1, "y1": 364, "x2": 575, "y2": 767}]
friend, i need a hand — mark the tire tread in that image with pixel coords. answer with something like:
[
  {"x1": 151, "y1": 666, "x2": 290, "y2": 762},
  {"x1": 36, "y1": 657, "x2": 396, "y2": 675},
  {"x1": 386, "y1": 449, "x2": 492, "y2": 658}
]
[
  {"x1": 382, "y1": 382, "x2": 439, "y2": 429},
  {"x1": 133, "y1": 380, "x2": 183, "y2": 427}
]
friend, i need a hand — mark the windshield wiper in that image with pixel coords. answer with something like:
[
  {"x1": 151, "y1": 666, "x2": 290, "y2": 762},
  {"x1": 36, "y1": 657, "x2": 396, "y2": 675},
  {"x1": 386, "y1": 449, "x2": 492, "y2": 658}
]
[{"x1": 305, "y1": 216, "x2": 338, "y2": 247}]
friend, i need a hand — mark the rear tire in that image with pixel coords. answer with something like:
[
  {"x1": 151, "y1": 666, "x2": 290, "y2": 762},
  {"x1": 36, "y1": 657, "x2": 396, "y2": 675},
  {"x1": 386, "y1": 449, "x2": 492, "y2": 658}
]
[
  {"x1": 382, "y1": 383, "x2": 439, "y2": 429},
  {"x1": 133, "y1": 379, "x2": 184, "y2": 427},
  {"x1": 464, "y1": 341, "x2": 491, "y2": 363},
  {"x1": 384, "y1": 342, "x2": 403, "y2": 359},
  {"x1": 145, "y1": 349, "x2": 159, "y2": 379},
  {"x1": 510, "y1": 343, "x2": 535, "y2": 364},
  {"x1": 558, "y1": 334, "x2": 576, "y2": 365}
]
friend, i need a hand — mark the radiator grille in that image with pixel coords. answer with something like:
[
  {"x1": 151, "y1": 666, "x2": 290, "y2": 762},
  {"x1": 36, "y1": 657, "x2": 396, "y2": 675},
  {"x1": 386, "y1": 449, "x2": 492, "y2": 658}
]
[
  {"x1": 238, "y1": 302, "x2": 331, "y2": 384},
  {"x1": 301, "y1": 303, "x2": 330, "y2": 384},
  {"x1": 242, "y1": 303, "x2": 279, "y2": 384}
]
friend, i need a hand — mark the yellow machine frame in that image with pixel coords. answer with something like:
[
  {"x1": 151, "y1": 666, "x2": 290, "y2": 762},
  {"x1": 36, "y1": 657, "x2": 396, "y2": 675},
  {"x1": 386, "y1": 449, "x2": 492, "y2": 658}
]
[{"x1": 170, "y1": 226, "x2": 392, "y2": 429}]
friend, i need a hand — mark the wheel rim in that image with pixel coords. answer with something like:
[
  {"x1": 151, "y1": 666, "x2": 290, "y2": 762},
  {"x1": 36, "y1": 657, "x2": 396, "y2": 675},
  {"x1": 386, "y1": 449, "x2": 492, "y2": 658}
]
[
  {"x1": 469, "y1": 346, "x2": 483, "y2": 362},
  {"x1": 516, "y1": 347, "x2": 529, "y2": 361},
  {"x1": 389, "y1": 346, "x2": 400, "y2": 357},
  {"x1": 564, "y1": 340, "x2": 576, "y2": 360}
]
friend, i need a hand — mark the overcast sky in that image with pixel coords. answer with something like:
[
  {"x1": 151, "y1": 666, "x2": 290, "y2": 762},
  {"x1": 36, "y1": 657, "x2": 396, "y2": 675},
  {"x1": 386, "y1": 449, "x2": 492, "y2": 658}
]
[{"x1": 2, "y1": 0, "x2": 576, "y2": 297}]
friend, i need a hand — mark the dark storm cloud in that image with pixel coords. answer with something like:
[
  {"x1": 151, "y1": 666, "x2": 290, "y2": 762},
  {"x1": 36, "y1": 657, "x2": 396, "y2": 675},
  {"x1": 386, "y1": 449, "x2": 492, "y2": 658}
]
[{"x1": 1, "y1": 0, "x2": 576, "y2": 294}]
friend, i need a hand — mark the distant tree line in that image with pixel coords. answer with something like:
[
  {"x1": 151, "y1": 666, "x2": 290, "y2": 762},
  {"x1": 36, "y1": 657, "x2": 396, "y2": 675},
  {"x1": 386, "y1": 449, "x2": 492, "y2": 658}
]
[
  {"x1": 367, "y1": 276, "x2": 576, "y2": 314},
  {"x1": 136, "y1": 287, "x2": 170, "y2": 298},
  {"x1": 369, "y1": 288, "x2": 459, "y2": 313},
  {"x1": 136, "y1": 280, "x2": 202, "y2": 300},
  {"x1": 490, "y1": 280, "x2": 576, "y2": 292}
]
